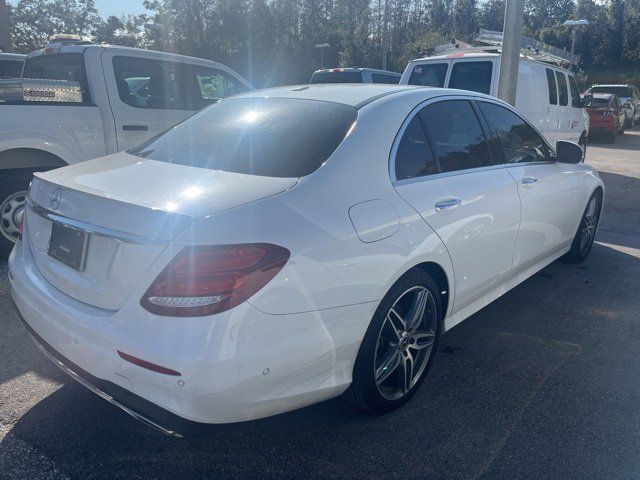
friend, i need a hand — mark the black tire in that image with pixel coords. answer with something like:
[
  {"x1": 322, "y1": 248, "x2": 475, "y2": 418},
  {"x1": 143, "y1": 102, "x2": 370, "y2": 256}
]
[
  {"x1": 562, "y1": 190, "x2": 602, "y2": 264},
  {"x1": 344, "y1": 269, "x2": 442, "y2": 414},
  {"x1": 579, "y1": 134, "x2": 588, "y2": 161},
  {"x1": 0, "y1": 169, "x2": 34, "y2": 258}
]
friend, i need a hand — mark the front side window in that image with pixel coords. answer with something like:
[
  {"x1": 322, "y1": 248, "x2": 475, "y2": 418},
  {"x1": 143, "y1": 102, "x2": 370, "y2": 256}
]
[
  {"x1": 394, "y1": 116, "x2": 438, "y2": 180},
  {"x1": 193, "y1": 66, "x2": 247, "y2": 106},
  {"x1": 130, "y1": 97, "x2": 357, "y2": 178},
  {"x1": 545, "y1": 68, "x2": 557, "y2": 105},
  {"x1": 113, "y1": 56, "x2": 193, "y2": 109},
  {"x1": 555, "y1": 71, "x2": 568, "y2": 106},
  {"x1": 22, "y1": 53, "x2": 90, "y2": 102},
  {"x1": 478, "y1": 101, "x2": 548, "y2": 164},
  {"x1": 419, "y1": 100, "x2": 493, "y2": 173},
  {"x1": 448, "y1": 61, "x2": 493, "y2": 94},
  {"x1": 408, "y1": 63, "x2": 448, "y2": 87},
  {"x1": 568, "y1": 75, "x2": 582, "y2": 108}
]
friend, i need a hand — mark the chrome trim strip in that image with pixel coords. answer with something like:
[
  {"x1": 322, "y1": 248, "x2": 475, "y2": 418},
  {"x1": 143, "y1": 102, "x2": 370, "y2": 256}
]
[
  {"x1": 26, "y1": 330, "x2": 182, "y2": 437},
  {"x1": 28, "y1": 198, "x2": 168, "y2": 246}
]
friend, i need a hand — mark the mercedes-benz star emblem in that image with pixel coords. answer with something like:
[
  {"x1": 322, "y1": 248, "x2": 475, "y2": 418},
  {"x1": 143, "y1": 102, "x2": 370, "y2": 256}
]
[{"x1": 50, "y1": 188, "x2": 62, "y2": 210}]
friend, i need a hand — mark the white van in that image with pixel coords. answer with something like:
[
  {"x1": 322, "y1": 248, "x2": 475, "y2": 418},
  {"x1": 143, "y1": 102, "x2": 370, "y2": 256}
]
[{"x1": 400, "y1": 36, "x2": 589, "y2": 150}]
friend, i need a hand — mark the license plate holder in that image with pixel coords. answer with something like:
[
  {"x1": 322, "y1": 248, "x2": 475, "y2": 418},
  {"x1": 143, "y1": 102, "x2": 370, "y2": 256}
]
[{"x1": 48, "y1": 222, "x2": 89, "y2": 271}]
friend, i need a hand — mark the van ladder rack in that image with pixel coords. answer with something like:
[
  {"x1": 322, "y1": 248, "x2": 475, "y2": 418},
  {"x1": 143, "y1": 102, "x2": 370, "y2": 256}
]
[{"x1": 474, "y1": 29, "x2": 579, "y2": 67}]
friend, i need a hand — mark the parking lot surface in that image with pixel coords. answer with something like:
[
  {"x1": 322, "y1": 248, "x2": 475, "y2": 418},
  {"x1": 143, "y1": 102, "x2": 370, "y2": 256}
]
[{"x1": 1, "y1": 131, "x2": 639, "y2": 480}]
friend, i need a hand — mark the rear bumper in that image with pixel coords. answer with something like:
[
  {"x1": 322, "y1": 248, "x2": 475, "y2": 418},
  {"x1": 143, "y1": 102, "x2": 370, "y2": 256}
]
[
  {"x1": 9, "y1": 233, "x2": 373, "y2": 430},
  {"x1": 14, "y1": 305, "x2": 195, "y2": 436}
]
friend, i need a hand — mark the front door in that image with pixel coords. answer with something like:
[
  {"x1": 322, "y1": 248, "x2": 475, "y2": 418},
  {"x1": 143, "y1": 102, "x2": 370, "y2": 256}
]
[
  {"x1": 477, "y1": 100, "x2": 578, "y2": 272},
  {"x1": 392, "y1": 98, "x2": 521, "y2": 314},
  {"x1": 101, "y1": 52, "x2": 249, "y2": 152}
]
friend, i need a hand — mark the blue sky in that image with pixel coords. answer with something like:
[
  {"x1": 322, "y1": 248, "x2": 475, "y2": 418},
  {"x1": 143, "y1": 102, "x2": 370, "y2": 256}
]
[
  {"x1": 8, "y1": 1, "x2": 148, "y2": 18},
  {"x1": 94, "y1": 0, "x2": 147, "y2": 18}
]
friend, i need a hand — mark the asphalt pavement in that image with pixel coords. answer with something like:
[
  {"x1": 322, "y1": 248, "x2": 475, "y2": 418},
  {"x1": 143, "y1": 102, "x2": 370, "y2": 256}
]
[{"x1": 0, "y1": 130, "x2": 639, "y2": 480}]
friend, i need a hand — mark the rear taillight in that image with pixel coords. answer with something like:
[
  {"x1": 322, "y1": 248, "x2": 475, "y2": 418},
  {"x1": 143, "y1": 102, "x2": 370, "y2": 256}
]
[
  {"x1": 141, "y1": 244, "x2": 290, "y2": 317},
  {"x1": 603, "y1": 110, "x2": 613, "y2": 117}
]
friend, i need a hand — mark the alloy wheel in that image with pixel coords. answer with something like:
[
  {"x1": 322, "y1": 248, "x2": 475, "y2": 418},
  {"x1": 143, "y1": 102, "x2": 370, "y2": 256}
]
[
  {"x1": 579, "y1": 196, "x2": 599, "y2": 256},
  {"x1": 374, "y1": 286, "x2": 438, "y2": 400}
]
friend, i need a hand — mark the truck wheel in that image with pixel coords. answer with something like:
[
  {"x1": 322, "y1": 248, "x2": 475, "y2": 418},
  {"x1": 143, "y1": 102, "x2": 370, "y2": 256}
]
[
  {"x1": 0, "y1": 170, "x2": 34, "y2": 258},
  {"x1": 579, "y1": 134, "x2": 588, "y2": 160}
]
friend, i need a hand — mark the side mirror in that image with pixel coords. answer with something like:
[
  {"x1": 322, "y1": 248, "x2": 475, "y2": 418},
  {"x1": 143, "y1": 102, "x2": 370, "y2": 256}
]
[
  {"x1": 581, "y1": 94, "x2": 592, "y2": 108},
  {"x1": 556, "y1": 140, "x2": 583, "y2": 164}
]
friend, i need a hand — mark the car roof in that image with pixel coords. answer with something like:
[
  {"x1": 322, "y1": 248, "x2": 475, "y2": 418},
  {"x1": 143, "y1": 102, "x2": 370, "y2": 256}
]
[
  {"x1": 592, "y1": 84, "x2": 632, "y2": 88},
  {"x1": 591, "y1": 93, "x2": 614, "y2": 99},
  {"x1": 228, "y1": 84, "x2": 482, "y2": 108}
]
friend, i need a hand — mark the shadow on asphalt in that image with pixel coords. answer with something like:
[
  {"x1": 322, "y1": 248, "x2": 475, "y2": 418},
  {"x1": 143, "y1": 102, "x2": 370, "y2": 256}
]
[{"x1": 2, "y1": 241, "x2": 639, "y2": 480}]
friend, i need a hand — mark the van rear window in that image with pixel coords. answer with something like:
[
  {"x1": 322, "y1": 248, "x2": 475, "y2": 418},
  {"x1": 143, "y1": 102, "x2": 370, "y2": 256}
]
[
  {"x1": 408, "y1": 63, "x2": 448, "y2": 87},
  {"x1": 448, "y1": 61, "x2": 492, "y2": 94}
]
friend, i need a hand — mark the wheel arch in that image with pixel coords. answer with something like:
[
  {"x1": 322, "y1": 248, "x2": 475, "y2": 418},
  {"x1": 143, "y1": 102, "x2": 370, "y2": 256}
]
[
  {"x1": 408, "y1": 261, "x2": 451, "y2": 321},
  {"x1": 0, "y1": 148, "x2": 68, "y2": 171}
]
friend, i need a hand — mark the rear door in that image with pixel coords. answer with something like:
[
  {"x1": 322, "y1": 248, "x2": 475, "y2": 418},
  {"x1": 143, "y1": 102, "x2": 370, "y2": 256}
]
[
  {"x1": 392, "y1": 97, "x2": 521, "y2": 314},
  {"x1": 477, "y1": 100, "x2": 579, "y2": 272},
  {"x1": 544, "y1": 68, "x2": 561, "y2": 145},
  {"x1": 102, "y1": 52, "x2": 248, "y2": 151},
  {"x1": 404, "y1": 60, "x2": 451, "y2": 88},
  {"x1": 447, "y1": 59, "x2": 496, "y2": 95}
]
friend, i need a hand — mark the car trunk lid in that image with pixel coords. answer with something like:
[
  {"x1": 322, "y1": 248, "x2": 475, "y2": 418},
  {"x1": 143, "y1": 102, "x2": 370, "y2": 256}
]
[{"x1": 26, "y1": 153, "x2": 298, "y2": 311}]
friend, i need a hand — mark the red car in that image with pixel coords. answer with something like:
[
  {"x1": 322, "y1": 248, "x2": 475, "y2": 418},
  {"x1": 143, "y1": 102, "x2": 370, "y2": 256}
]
[{"x1": 584, "y1": 93, "x2": 626, "y2": 143}]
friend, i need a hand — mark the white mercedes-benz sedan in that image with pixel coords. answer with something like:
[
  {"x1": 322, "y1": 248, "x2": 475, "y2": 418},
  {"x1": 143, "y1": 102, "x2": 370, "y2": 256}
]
[{"x1": 10, "y1": 85, "x2": 603, "y2": 436}]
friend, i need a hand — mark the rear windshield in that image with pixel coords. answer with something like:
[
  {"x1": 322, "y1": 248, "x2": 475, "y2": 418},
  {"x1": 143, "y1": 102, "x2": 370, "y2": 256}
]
[
  {"x1": 130, "y1": 98, "x2": 358, "y2": 178},
  {"x1": 590, "y1": 86, "x2": 631, "y2": 98},
  {"x1": 0, "y1": 59, "x2": 24, "y2": 79},
  {"x1": 408, "y1": 63, "x2": 448, "y2": 87},
  {"x1": 22, "y1": 53, "x2": 90, "y2": 102},
  {"x1": 310, "y1": 71, "x2": 363, "y2": 84},
  {"x1": 590, "y1": 97, "x2": 611, "y2": 107}
]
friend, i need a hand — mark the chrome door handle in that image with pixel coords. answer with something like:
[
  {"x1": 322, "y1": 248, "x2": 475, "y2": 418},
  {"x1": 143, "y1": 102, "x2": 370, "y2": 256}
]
[
  {"x1": 521, "y1": 176, "x2": 538, "y2": 185},
  {"x1": 435, "y1": 198, "x2": 462, "y2": 211}
]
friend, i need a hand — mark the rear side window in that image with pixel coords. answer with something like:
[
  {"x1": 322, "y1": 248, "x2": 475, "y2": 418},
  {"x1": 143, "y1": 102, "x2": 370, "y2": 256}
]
[
  {"x1": 371, "y1": 73, "x2": 400, "y2": 84},
  {"x1": 449, "y1": 61, "x2": 493, "y2": 94},
  {"x1": 545, "y1": 69, "x2": 557, "y2": 105},
  {"x1": 408, "y1": 63, "x2": 448, "y2": 87},
  {"x1": 419, "y1": 100, "x2": 492, "y2": 173},
  {"x1": 113, "y1": 56, "x2": 246, "y2": 110},
  {"x1": 0, "y1": 59, "x2": 24, "y2": 79},
  {"x1": 22, "y1": 53, "x2": 90, "y2": 102},
  {"x1": 394, "y1": 116, "x2": 438, "y2": 180},
  {"x1": 310, "y1": 71, "x2": 363, "y2": 84},
  {"x1": 555, "y1": 71, "x2": 568, "y2": 106},
  {"x1": 568, "y1": 75, "x2": 582, "y2": 108},
  {"x1": 130, "y1": 98, "x2": 357, "y2": 178},
  {"x1": 478, "y1": 102, "x2": 548, "y2": 164}
]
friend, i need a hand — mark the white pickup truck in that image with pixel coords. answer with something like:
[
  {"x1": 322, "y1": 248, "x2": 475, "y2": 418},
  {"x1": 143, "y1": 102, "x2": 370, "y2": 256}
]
[{"x1": 0, "y1": 39, "x2": 252, "y2": 255}]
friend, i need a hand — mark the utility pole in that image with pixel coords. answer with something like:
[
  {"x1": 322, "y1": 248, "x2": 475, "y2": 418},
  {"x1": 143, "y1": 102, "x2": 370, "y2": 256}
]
[
  {"x1": 382, "y1": 0, "x2": 389, "y2": 70},
  {"x1": 0, "y1": 0, "x2": 10, "y2": 53},
  {"x1": 497, "y1": 0, "x2": 525, "y2": 106}
]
